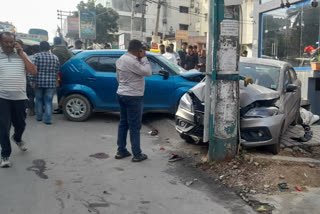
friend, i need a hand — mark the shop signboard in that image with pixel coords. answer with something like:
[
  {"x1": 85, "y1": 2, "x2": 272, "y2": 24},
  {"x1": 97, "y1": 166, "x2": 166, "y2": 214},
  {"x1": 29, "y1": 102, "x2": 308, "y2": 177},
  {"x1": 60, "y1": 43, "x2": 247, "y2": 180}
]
[
  {"x1": 67, "y1": 16, "x2": 79, "y2": 35},
  {"x1": 175, "y1": 30, "x2": 189, "y2": 40},
  {"x1": 79, "y1": 11, "x2": 96, "y2": 40}
]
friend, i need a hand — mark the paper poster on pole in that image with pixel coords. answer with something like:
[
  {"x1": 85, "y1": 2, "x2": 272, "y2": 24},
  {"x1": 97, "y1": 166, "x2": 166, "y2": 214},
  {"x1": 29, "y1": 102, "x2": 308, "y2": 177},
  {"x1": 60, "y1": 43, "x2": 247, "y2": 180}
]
[
  {"x1": 220, "y1": 20, "x2": 239, "y2": 37},
  {"x1": 224, "y1": 0, "x2": 243, "y2": 6},
  {"x1": 79, "y1": 11, "x2": 96, "y2": 40}
]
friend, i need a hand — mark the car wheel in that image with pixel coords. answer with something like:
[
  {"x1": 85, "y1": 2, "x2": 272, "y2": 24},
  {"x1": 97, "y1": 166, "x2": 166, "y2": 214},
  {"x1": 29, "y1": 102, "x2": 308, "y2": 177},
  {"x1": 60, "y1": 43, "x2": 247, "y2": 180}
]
[
  {"x1": 62, "y1": 94, "x2": 92, "y2": 122},
  {"x1": 268, "y1": 122, "x2": 285, "y2": 155}
]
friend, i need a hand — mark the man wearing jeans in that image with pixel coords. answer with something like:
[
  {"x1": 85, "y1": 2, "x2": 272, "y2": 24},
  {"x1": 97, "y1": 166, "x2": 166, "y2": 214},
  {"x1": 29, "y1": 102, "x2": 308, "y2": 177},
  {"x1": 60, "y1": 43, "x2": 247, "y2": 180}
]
[
  {"x1": 115, "y1": 40, "x2": 152, "y2": 162},
  {"x1": 31, "y1": 41, "x2": 60, "y2": 124},
  {"x1": 0, "y1": 32, "x2": 37, "y2": 168}
]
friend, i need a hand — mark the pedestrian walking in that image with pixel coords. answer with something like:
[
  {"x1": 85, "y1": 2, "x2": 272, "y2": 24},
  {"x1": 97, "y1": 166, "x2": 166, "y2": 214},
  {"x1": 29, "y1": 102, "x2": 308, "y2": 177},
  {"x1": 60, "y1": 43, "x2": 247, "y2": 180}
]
[
  {"x1": 31, "y1": 41, "x2": 60, "y2": 125},
  {"x1": 178, "y1": 42, "x2": 188, "y2": 68},
  {"x1": 0, "y1": 32, "x2": 37, "y2": 168},
  {"x1": 184, "y1": 45, "x2": 198, "y2": 70},
  {"x1": 162, "y1": 46, "x2": 177, "y2": 64},
  {"x1": 115, "y1": 40, "x2": 152, "y2": 162}
]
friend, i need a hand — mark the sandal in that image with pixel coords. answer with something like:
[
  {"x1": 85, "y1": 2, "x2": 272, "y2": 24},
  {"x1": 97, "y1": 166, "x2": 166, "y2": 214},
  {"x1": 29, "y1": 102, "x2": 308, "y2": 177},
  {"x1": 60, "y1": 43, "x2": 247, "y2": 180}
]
[
  {"x1": 115, "y1": 151, "x2": 132, "y2": 159},
  {"x1": 132, "y1": 153, "x2": 148, "y2": 162}
]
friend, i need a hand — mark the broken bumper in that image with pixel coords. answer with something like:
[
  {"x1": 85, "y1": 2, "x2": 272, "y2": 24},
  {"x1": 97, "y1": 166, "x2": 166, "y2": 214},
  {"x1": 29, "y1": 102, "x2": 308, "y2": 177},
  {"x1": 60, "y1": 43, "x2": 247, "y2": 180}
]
[
  {"x1": 176, "y1": 106, "x2": 284, "y2": 148},
  {"x1": 240, "y1": 114, "x2": 284, "y2": 147}
]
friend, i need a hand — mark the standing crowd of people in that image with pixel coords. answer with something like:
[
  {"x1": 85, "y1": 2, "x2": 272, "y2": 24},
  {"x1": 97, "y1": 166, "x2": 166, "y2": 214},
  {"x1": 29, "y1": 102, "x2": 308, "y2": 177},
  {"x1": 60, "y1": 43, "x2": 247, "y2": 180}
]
[
  {"x1": 160, "y1": 42, "x2": 206, "y2": 72},
  {"x1": 0, "y1": 34, "x2": 210, "y2": 167}
]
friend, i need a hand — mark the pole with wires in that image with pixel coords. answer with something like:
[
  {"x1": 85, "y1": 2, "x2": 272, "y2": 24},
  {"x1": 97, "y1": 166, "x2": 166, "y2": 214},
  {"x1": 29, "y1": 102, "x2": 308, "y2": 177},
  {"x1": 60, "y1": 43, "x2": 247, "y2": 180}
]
[{"x1": 131, "y1": 0, "x2": 136, "y2": 40}]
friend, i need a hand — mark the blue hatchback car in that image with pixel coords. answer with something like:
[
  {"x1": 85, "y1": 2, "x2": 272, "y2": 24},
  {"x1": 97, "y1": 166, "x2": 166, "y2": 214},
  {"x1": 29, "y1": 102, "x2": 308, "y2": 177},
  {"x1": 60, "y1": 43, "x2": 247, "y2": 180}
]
[{"x1": 57, "y1": 50, "x2": 204, "y2": 121}]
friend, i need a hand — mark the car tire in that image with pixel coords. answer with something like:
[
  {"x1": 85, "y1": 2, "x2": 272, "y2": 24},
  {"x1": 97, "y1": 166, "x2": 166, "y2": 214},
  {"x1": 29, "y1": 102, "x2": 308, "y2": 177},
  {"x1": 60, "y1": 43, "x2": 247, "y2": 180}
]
[
  {"x1": 268, "y1": 122, "x2": 285, "y2": 155},
  {"x1": 62, "y1": 94, "x2": 92, "y2": 122}
]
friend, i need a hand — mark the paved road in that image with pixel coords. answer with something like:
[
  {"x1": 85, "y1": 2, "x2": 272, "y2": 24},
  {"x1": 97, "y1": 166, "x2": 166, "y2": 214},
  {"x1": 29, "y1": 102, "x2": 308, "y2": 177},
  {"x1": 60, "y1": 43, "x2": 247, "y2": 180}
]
[{"x1": 0, "y1": 113, "x2": 254, "y2": 214}]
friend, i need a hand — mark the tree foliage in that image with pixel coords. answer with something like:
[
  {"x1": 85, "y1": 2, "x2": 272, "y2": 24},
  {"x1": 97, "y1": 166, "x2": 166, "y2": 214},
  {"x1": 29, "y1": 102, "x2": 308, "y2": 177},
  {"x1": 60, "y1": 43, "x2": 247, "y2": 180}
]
[{"x1": 75, "y1": 1, "x2": 119, "y2": 43}]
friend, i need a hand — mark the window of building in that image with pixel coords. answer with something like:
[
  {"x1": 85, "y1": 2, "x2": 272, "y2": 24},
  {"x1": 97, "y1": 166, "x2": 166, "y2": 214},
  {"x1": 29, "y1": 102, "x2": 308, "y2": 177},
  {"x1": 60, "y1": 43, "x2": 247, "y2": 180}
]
[
  {"x1": 261, "y1": 2, "x2": 320, "y2": 68},
  {"x1": 179, "y1": 24, "x2": 189, "y2": 30},
  {"x1": 179, "y1": 6, "x2": 189, "y2": 13}
]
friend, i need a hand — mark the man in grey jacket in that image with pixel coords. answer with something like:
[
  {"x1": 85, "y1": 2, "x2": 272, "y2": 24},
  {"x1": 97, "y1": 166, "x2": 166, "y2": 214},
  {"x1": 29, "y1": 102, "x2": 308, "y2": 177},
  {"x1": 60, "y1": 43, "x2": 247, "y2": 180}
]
[{"x1": 115, "y1": 40, "x2": 152, "y2": 162}]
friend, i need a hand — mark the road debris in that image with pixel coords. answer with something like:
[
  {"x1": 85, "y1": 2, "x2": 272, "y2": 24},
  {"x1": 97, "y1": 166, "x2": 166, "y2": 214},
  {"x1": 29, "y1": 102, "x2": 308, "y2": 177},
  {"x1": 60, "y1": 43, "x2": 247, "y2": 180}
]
[
  {"x1": 185, "y1": 179, "x2": 198, "y2": 186},
  {"x1": 295, "y1": 186, "x2": 302, "y2": 192},
  {"x1": 278, "y1": 183, "x2": 289, "y2": 192},
  {"x1": 279, "y1": 174, "x2": 285, "y2": 179},
  {"x1": 160, "y1": 147, "x2": 166, "y2": 151},
  {"x1": 264, "y1": 185, "x2": 270, "y2": 191},
  {"x1": 256, "y1": 205, "x2": 268, "y2": 212},
  {"x1": 308, "y1": 163, "x2": 315, "y2": 168},
  {"x1": 168, "y1": 153, "x2": 184, "y2": 162},
  {"x1": 148, "y1": 129, "x2": 158, "y2": 136}
]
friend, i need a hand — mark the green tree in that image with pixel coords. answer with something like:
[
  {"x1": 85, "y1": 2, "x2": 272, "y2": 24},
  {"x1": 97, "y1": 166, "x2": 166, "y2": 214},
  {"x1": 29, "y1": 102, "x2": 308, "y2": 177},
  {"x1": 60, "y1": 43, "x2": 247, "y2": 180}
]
[{"x1": 75, "y1": 1, "x2": 119, "y2": 43}]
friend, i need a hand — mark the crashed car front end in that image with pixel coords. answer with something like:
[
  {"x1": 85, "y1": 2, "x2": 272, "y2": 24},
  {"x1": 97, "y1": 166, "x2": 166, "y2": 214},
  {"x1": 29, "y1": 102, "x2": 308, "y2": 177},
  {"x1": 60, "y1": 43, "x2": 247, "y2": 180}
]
[{"x1": 175, "y1": 81, "x2": 285, "y2": 148}]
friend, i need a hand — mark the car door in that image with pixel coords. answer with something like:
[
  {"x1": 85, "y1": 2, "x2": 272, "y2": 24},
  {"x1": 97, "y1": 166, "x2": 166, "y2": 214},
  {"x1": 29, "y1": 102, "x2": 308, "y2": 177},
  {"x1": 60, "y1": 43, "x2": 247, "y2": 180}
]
[
  {"x1": 144, "y1": 57, "x2": 175, "y2": 111},
  {"x1": 84, "y1": 55, "x2": 119, "y2": 110},
  {"x1": 281, "y1": 67, "x2": 299, "y2": 126}
]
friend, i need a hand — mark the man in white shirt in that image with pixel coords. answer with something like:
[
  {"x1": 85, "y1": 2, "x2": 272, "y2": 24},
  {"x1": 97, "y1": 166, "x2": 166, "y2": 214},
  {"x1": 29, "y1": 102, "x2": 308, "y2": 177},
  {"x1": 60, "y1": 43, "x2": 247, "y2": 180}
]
[
  {"x1": 115, "y1": 40, "x2": 152, "y2": 162},
  {"x1": 162, "y1": 46, "x2": 177, "y2": 64},
  {"x1": 0, "y1": 32, "x2": 37, "y2": 168}
]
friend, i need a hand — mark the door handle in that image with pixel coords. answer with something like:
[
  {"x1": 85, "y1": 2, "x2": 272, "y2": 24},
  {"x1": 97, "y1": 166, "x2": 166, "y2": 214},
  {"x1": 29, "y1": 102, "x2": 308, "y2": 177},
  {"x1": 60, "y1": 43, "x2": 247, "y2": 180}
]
[{"x1": 87, "y1": 77, "x2": 96, "y2": 81}]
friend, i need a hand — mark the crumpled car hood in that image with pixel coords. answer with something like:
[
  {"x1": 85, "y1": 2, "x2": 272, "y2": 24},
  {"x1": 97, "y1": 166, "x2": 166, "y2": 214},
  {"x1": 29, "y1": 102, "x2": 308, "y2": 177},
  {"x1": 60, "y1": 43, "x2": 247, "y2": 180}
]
[{"x1": 190, "y1": 80, "x2": 280, "y2": 108}]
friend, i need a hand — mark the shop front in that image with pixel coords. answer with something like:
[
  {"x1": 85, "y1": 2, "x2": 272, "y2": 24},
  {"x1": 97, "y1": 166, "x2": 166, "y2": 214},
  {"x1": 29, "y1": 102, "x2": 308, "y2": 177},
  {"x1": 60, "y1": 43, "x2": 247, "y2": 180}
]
[{"x1": 253, "y1": 0, "x2": 320, "y2": 115}]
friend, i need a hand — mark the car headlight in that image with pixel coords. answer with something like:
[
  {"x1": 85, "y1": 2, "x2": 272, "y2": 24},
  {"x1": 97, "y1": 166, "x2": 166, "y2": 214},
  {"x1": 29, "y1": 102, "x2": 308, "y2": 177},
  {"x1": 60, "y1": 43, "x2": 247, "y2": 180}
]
[
  {"x1": 244, "y1": 107, "x2": 279, "y2": 118},
  {"x1": 179, "y1": 93, "x2": 193, "y2": 113}
]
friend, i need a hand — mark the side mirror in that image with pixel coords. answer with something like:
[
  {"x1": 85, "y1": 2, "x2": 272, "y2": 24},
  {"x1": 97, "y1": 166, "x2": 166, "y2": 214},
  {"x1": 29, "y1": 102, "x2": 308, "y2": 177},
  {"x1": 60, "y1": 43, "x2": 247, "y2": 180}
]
[
  {"x1": 159, "y1": 70, "x2": 169, "y2": 80},
  {"x1": 286, "y1": 84, "x2": 298, "y2": 92}
]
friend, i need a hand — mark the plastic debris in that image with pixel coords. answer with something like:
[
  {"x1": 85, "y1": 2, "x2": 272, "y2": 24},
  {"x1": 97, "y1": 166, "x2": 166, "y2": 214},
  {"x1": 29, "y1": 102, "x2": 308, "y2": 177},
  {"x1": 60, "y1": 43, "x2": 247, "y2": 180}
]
[
  {"x1": 168, "y1": 153, "x2": 184, "y2": 162},
  {"x1": 148, "y1": 129, "x2": 158, "y2": 136},
  {"x1": 185, "y1": 181, "x2": 194, "y2": 186},
  {"x1": 295, "y1": 186, "x2": 302, "y2": 192},
  {"x1": 159, "y1": 147, "x2": 166, "y2": 151},
  {"x1": 278, "y1": 183, "x2": 289, "y2": 192},
  {"x1": 256, "y1": 205, "x2": 267, "y2": 212}
]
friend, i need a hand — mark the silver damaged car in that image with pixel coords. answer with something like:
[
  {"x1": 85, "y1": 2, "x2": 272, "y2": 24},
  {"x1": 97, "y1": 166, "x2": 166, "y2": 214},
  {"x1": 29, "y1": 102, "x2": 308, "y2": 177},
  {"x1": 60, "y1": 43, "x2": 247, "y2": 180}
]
[{"x1": 175, "y1": 57, "x2": 301, "y2": 154}]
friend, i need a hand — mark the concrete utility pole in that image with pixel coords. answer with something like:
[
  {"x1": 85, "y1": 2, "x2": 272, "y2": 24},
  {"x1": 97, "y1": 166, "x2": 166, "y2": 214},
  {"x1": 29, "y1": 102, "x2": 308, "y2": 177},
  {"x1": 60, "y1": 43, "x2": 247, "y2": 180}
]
[
  {"x1": 154, "y1": 0, "x2": 161, "y2": 36},
  {"x1": 131, "y1": 0, "x2": 136, "y2": 40},
  {"x1": 140, "y1": 0, "x2": 147, "y2": 41},
  {"x1": 205, "y1": 0, "x2": 241, "y2": 161}
]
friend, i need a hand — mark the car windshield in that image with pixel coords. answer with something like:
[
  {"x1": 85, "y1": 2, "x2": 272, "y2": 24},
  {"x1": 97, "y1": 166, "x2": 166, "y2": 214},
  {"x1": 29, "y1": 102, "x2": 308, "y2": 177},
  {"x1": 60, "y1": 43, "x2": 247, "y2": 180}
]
[
  {"x1": 239, "y1": 63, "x2": 280, "y2": 90},
  {"x1": 154, "y1": 55, "x2": 187, "y2": 75}
]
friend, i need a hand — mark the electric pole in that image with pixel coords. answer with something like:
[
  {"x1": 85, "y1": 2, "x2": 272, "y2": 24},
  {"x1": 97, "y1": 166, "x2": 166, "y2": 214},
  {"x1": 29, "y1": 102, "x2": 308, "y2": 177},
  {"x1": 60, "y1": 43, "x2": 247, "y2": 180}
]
[
  {"x1": 130, "y1": 0, "x2": 136, "y2": 40},
  {"x1": 205, "y1": 0, "x2": 241, "y2": 161},
  {"x1": 154, "y1": 0, "x2": 161, "y2": 36},
  {"x1": 140, "y1": 0, "x2": 147, "y2": 41}
]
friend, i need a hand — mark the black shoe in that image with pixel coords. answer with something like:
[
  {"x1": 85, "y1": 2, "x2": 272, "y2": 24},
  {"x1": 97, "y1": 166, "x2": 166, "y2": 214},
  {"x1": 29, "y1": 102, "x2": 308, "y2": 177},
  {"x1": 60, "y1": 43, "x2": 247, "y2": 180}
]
[
  {"x1": 53, "y1": 109, "x2": 63, "y2": 114},
  {"x1": 132, "y1": 153, "x2": 148, "y2": 162},
  {"x1": 115, "y1": 151, "x2": 132, "y2": 159}
]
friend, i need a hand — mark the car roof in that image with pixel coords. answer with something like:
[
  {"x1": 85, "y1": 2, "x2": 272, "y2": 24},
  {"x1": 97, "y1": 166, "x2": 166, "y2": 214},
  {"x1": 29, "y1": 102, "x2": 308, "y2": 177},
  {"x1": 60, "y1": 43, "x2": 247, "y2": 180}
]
[
  {"x1": 74, "y1": 49, "x2": 160, "y2": 58},
  {"x1": 240, "y1": 57, "x2": 291, "y2": 68}
]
